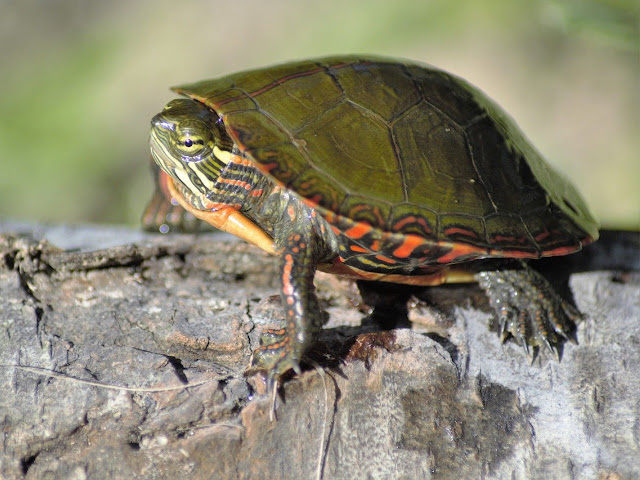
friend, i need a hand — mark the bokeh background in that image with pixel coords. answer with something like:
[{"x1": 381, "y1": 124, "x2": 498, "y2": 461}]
[{"x1": 1, "y1": 0, "x2": 638, "y2": 229}]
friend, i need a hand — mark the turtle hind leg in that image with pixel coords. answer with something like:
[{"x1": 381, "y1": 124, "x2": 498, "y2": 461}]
[
  {"x1": 475, "y1": 262, "x2": 580, "y2": 360},
  {"x1": 356, "y1": 280, "x2": 414, "y2": 329}
]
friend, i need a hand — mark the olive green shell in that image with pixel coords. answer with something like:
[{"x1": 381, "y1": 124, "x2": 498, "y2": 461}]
[{"x1": 173, "y1": 55, "x2": 598, "y2": 255}]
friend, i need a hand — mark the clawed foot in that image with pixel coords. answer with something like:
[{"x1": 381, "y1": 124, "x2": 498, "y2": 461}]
[
  {"x1": 247, "y1": 328, "x2": 303, "y2": 420},
  {"x1": 476, "y1": 264, "x2": 580, "y2": 361}
]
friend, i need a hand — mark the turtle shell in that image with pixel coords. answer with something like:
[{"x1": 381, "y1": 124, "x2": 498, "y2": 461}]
[{"x1": 173, "y1": 55, "x2": 598, "y2": 258}]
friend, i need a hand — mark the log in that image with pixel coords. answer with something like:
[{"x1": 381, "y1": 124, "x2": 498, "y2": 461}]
[{"x1": 0, "y1": 223, "x2": 638, "y2": 479}]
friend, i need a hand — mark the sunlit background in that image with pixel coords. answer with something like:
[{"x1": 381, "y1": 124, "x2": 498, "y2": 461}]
[{"x1": 1, "y1": 0, "x2": 638, "y2": 229}]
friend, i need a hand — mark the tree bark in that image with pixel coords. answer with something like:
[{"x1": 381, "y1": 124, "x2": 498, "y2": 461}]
[{"x1": 0, "y1": 225, "x2": 638, "y2": 479}]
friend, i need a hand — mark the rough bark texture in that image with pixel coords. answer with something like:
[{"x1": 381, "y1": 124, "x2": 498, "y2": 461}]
[{"x1": 0, "y1": 224, "x2": 638, "y2": 480}]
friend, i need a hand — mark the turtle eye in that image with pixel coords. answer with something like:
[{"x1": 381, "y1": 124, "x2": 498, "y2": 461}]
[{"x1": 176, "y1": 136, "x2": 206, "y2": 156}]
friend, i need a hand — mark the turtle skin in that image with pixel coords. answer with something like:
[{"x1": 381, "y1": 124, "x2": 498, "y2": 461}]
[{"x1": 146, "y1": 56, "x2": 598, "y2": 398}]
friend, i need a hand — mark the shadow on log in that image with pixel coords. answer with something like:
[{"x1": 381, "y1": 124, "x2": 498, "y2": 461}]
[{"x1": 0, "y1": 225, "x2": 638, "y2": 479}]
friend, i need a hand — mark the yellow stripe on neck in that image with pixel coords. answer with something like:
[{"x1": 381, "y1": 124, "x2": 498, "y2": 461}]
[{"x1": 213, "y1": 145, "x2": 234, "y2": 165}]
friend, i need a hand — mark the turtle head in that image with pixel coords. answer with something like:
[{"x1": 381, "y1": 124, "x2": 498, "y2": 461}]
[{"x1": 150, "y1": 99, "x2": 231, "y2": 198}]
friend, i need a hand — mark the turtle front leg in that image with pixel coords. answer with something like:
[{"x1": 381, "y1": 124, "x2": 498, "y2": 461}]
[
  {"x1": 250, "y1": 231, "x2": 326, "y2": 392},
  {"x1": 475, "y1": 261, "x2": 580, "y2": 359}
]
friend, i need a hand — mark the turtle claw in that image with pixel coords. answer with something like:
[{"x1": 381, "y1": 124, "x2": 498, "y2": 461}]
[
  {"x1": 528, "y1": 347, "x2": 540, "y2": 366},
  {"x1": 476, "y1": 264, "x2": 580, "y2": 360},
  {"x1": 542, "y1": 337, "x2": 555, "y2": 355},
  {"x1": 267, "y1": 374, "x2": 280, "y2": 422},
  {"x1": 248, "y1": 327, "x2": 304, "y2": 419},
  {"x1": 519, "y1": 335, "x2": 530, "y2": 356}
]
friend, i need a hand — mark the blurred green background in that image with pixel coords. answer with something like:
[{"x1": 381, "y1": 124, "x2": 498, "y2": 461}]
[{"x1": 1, "y1": 0, "x2": 638, "y2": 229}]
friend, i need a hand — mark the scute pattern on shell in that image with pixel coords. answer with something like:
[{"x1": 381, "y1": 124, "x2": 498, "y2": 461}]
[{"x1": 173, "y1": 56, "x2": 598, "y2": 258}]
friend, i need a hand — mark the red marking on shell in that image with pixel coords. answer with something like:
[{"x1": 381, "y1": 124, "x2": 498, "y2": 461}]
[
  {"x1": 251, "y1": 189, "x2": 264, "y2": 197},
  {"x1": 375, "y1": 254, "x2": 397, "y2": 264},
  {"x1": 437, "y1": 244, "x2": 487, "y2": 264},
  {"x1": 349, "y1": 204, "x2": 385, "y2": 226},
  {"x1": 221, "y1": 67, "x2": 326, "y2": 106},
  {"x1": 444, "y1": 227, "x2": 479, "y2": 239},
  {"x1": 392, "y1": 234, "x2": 425, "y2": 259},
  {"x1": 344, "y1": 223, "x2": 372, "y2": 240},
  {"x1": 350, "y1": 245, "x2": 369, "y2": 253},
  {"x1": 197, "y1": 61, "x2": 365, "y2": 110},
  {"x1": 541, "y1": 245, "x2": 582, "y2": 257},
  {"x1": 535, "y1": 231, "x2": 551, "y2": 242},
  {"x1": 392, "y1": 215, "x2": 432, "y2": 234},
  {"x1": 369, "y1": 240, "x2": 380, "y2": 251},
  {"x1": 492, "y1": 235, "x2": 528, "y2": 244}
]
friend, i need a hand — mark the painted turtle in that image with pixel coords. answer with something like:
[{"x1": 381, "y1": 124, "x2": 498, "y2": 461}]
[{"x1": 145, "y1": 55, "x2": 598, "y2": 392}]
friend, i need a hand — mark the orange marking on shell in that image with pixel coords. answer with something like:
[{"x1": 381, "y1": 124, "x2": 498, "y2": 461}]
[
  {"x1": 251, "y1": 189, "x2": 264, "y2": 197},
  {"x1": 392, "y1": 216, "x2": 416, "y2": 231},
  {"x1": 436, "y1": 244, "x2": 487, "y2": 264},
  {"x1": 349, "y1": 245, "x2": 369, "y2": 253},
  {"x1": 392, "y1": 234, "x2": 426, "y2": 259},
  {"x1": 369, "y1": 240, "x2": 380, "y2": 251},
  {"x1": 393, "y1": 215, "x2": 432, "y2": 234},
  {"x1": 375, "y1": 254, "x2": 397, "y2": 264},
  {"x1": 344, "y1": 223, "x2": 372, "y2": 239}
]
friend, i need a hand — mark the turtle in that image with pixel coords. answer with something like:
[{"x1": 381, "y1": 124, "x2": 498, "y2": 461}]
[{"x1": 145, "y1": 55, "x2": 599, "y2": 394}]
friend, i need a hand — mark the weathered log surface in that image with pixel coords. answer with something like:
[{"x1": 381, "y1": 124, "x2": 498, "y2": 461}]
[{"x1": 0, "y1": 223, "x2": 638, "y2": 480}]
